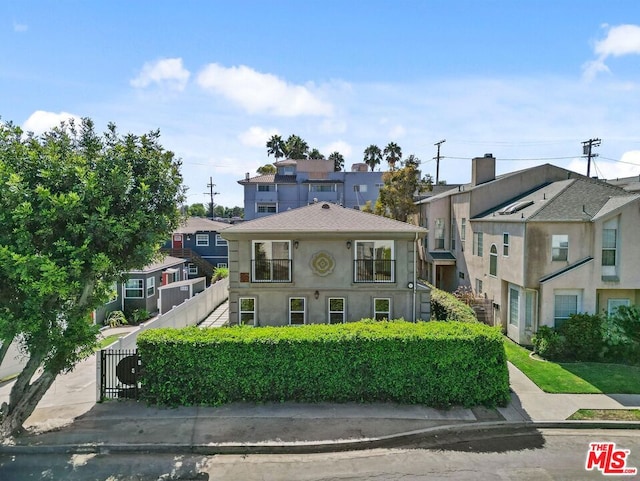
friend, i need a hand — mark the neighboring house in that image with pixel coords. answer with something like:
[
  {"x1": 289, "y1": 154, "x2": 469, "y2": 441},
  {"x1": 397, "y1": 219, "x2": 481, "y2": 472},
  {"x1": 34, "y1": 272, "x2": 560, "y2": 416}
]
[
  {"x1": 162, "y1": 217, "x2": 230, "y2": 280},
  {"x1": 239, "y1": 159, "x2": 384, "y2": 220},
  {"x1": 416, "y1": 154, "x2": 640, "y2": 344},
  {"x1": 94, "y1": 256, "x2": 187, "y2": 324},
  {"x1": 221, "y1": 201, "x2": 429, "y2": 326},
  {"x1": 606, "y1": 175, "x2": 640, "y2": 194}
]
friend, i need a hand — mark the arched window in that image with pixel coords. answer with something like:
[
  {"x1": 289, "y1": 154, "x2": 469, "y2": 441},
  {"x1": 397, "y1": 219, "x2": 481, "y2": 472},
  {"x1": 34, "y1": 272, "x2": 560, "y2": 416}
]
[{"x1": 489, "y1": 244, "x2": 498, "y2": 277}]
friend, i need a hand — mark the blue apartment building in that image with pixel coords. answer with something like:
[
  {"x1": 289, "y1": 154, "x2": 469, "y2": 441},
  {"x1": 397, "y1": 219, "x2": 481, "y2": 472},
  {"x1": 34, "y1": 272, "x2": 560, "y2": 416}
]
[{"x1": 240, "y1": 159, "x2": 384, "y2": 220}]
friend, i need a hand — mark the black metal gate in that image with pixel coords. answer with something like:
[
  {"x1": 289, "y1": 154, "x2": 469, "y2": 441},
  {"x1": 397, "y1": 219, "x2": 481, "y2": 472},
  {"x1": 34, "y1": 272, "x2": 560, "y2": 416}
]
[{"x1": 99, "y1": 349, "x2": 142, "y2": 401}]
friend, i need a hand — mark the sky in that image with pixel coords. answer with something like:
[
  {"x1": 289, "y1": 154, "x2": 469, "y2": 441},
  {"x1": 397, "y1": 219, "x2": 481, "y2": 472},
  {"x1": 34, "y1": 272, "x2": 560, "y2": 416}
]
[{"x1": 2, "y1": 1, "x2": 640, "y2": 209}]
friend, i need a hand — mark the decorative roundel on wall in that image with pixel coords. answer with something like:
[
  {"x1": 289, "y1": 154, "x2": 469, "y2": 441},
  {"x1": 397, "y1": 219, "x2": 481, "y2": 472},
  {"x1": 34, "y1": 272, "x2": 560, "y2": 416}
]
[{"x1": 310, "y1": 251, "x2": 336, "y2": 277}]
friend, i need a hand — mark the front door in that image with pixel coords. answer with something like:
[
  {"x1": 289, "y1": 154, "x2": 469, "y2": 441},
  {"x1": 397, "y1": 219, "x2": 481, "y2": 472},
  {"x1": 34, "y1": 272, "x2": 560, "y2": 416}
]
[{"x1": 172, "y1": 234, "x2": 183, "y2": 249}]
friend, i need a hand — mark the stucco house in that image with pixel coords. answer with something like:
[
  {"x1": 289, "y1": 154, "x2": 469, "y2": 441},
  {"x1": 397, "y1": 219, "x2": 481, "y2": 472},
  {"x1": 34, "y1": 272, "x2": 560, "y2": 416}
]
[
  {"x1": 162, "y1": 216, "x2": 230, "y2": 280},
  {"x1": 416, "y1": 154, "x2": 640, "y2": 344},
  {"x1": 221, "y1": 201, "x2": 429, "y2": 326},
  {"x1": 239, "y1": 159, "x2": 384, "y2": 220}
]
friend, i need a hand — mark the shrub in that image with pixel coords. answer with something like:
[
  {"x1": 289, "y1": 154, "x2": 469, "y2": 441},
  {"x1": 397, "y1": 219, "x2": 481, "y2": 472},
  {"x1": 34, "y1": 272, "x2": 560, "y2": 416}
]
[
  {"x1": 104, "y1": 310, "x2": 128, "y2": 328},
  {"x1": 558, "y1": 313, "x2": 604, "y2": 361},
  {"x1": 212, "y1": 266, "x2": 229, "y2": 282},
  {"x1": 532, "y1": 325, "x2": 566, "y2": 360},
  {"x1": 138, "y1": 320, "x2": 510, "y2": 408},
  {"x1": 603, "y1": 305, "x2": 640, "y2": 364},
  {"x1": 126, "y1": 308, "x2": 151, "y2": 325},
  {"x1": 427, "y1": 283, "x2": 477, "y2": 322}
]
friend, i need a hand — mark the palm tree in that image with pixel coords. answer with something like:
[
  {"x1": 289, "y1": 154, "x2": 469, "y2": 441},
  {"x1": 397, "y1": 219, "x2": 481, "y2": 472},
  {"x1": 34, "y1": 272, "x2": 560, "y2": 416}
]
[
  {"x1": 383, "y1": 142, "x2": 402, "y2": 170},
  {"x1": 328, "y1": 151, "x2": 345, "y2": 172},
  {"x1": 308, "y1": 148, "x2": 325, "y2": 160},
  {"x1": 284, "y1": 134, "x2": 309, "y2": 159},
  {"x1": 363, "y1": 144, "x2": 382, "y2": 171},
  {"x1": 266, "y1": 135, "x2": 285, "y2": 159}
]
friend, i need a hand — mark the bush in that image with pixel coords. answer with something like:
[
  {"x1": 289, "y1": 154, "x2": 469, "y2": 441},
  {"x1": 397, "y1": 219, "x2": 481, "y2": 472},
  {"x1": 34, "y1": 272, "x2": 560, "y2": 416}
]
[
  {"x1": 212, "y1": 266, "x2": 229, "y2": 282},
  {"x1": 427, "y1": 283, "x2": 477, "y2": 322},
  {"x1": 558, "y1": 313, "x2": 604, "y2": 361},
  {"x1": 138, "y1": 320, "x2": 510, "y2": 408},
  {"x1": 603, "y1": 305, "x2": 640, "y2": 364},
  {"x1": 125, "y1": 308, "x2": 151, "y2": 325},
  {"x1": 104, "y1": 310, "x2": 128, "y2": 328},
  {"x1": 532, "y1": 325, "x2": 566, "y2": 360}
]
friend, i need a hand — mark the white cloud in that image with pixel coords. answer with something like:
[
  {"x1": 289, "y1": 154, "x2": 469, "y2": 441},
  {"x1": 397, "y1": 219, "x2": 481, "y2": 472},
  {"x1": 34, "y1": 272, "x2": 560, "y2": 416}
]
[
  {"x1": 196, "y1": 63, "x2": 333, "y2": 117},
  {"x1": 238, "y1": 126, "x2": 278, "y2": 148},
  {"x1": 130, "y1": 58, "x2": 190, "y2": 91},
  {"x1": 388, "y1": 124, "x2": 406, "y2": 139},
  {"x1": 323, "y1": 140, "x2": 352, "y2": 158},
  {"x1": 583, "y1": 24, "x2": 640, "y2": 80},
  {"x1": 23, "y1": 110, "x2": 82, "y2": 135},
  {"x1": 13, "y1": 21, "x2": 27, "y2": 32}
]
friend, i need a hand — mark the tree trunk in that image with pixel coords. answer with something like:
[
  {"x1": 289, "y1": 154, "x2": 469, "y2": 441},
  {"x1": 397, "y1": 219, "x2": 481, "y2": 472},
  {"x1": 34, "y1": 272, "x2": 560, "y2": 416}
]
[{"x1": 0, "y1": 351, "x2": 57, "y2": 440}]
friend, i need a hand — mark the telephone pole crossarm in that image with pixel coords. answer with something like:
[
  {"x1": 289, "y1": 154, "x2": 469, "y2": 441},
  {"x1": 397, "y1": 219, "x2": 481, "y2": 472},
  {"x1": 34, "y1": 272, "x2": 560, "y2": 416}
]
[
  {"x1": 582, "y1": 138, "x2": 601, "y2": 178},
  {"x1": 433, "y1": 139, "x2": 446, "y2": 185}
]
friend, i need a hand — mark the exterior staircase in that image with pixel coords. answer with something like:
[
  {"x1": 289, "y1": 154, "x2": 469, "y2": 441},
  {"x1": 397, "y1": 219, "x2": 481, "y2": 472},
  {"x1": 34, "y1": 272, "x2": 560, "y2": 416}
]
[{"x1": 162, "y1": 248, "x2": 215, "y2": 281}]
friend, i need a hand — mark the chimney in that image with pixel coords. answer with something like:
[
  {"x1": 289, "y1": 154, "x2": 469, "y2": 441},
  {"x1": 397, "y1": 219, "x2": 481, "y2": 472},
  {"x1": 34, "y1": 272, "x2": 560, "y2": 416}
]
[
  {"x1": 245, "y1": 172, "x2": 250, "y2": 180},
  {"x1": 471, "y1": 153, "x2": 496, "y2": 186}
]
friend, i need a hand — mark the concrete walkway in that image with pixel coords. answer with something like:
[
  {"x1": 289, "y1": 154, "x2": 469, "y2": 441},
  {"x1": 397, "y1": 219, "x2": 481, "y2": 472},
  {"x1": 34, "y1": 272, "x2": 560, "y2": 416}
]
[{"x1": 198, "y1": 299, "x2": 229, "y2": 328}]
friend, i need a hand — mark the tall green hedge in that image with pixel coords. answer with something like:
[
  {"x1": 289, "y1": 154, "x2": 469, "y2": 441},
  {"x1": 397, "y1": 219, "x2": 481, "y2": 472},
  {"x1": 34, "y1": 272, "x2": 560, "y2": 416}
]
[{"x1": 137, "y1": 320, "x2": 510, "y2": 408}]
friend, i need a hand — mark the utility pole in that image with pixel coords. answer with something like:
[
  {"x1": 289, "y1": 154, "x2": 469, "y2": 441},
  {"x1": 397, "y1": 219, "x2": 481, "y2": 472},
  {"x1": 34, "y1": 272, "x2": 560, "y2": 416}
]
[
  {"x1": 433, "y1": 139, "x2": 446, "y2": 185},
  {"x1": 205, "y1": 177, "x2": 219, "y2": 219},
  {"x1": 582, "y1": 138, "x2": 601, "y2": 178}
]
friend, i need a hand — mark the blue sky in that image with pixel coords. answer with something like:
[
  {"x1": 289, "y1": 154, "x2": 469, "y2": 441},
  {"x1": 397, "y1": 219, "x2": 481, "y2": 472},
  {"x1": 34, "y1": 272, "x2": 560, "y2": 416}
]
[{"x1": 2, "y1": 1, "x2": 640, "y2": 208}]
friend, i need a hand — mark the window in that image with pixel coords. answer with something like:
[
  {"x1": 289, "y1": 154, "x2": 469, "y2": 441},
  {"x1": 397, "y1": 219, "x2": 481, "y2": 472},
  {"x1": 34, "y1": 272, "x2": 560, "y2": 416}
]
[
  {"x1": 554, "y1": 290, "x2": 581, "y2": 328},
  {"x1": 489, "y1": 244, "x2": 498, "y2": 276},
  {"x1": 503, "y1": 233, "x2": 509, "y2": 256},
  {"x1": 239, "y1": 297, "x2": 256, "y2": 326},
  {"x1": 524, "y1": 290, "x2": 537, "y2": 331},
  {"x1": 451, "y1": 216, "x2": 456, "y2": 251},
  {"x1": 216, "y1": 234, "x2": 227, "y2": 246},
  {"x1": 146, "y1": 277, "x2": 155, "y2": 297},
  {"x1": 354, "y1": 240, "x2": 394, "y2": 282},
  {"x1": 509, "y1": 287, "x2": 519, "y2": 327},
  {"x1": 602, "y1": 229, "x2": 617, "y2": 266},
  {"x1": 473, "y1": 232, "x2": 483, "y2": 257},
  {"x1": 475, "y1": 279, "x2": 483, "y2": 295},
  {"x1": 252, "y1": 240, "x2": 291, "y2": 282},
  {"x1": 257, "y1": 203, "x2": 277, "y2": 213},
  {"x1": 310, "y1": 184, "x2": 336, "y2": 192},
  {"x1": 460, "y1": 218, "x2": 466, "y2": 251},
  {"x1": 217, "y1": 263, "x2": 227, "y2": 268},
  {"x1": 289, "y1": 297, "x2": 305, "y2": 325},
  {"x1": 124, "y1": 279, "x2": 143, "y2": 299},
  {"x1": 354, "y1": 184, "x2": 368, "y2": 193},
  {"x1": 552, "y1": 235, "x2": 568, "y2": 261},
  {"x1": 374, "y1": 298, "x2": 391, "y2": 321},
  {"x1": 375, "y1": 183, "x2": 384, "y2": 189},
  {"x1": 188, "y1": 263, "x2": 198, "y2": 276},
  {"x1": 607, "y1": 298, "x2": 630, "y2": 316},
  {"x1": 434, "y1": 218, "x2": 445, "y2": 249},
  {"x1": 196, "y1": 234, "x2": 209, "y2": 246},
  {"x1": 257, "y1": 184, "x2": 275, "y2": 192},
  {"x1": 329, "y1": 298, "x2": 345, "y2": 324}
]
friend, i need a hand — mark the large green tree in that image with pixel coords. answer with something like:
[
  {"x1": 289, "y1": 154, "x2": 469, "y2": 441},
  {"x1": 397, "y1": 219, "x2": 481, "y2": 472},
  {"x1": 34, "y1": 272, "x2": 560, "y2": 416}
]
[
  {"x1": 187, "y1": 203, "x2": 207, "y2": 217},
  {"x1": 256, "y1": 163, "x2": 276, "y2": 175},
  {"x1": 308, "y1": 148, "x2": 324, "y2": 160},
  {"x1": 328, "y1": 151, "x2": 345, "y2": 172},
  {"x1": 363, "y1": 144, "x2": 382, "y2": 171},
  {"x1": 284, "y1": 134, "x2": 309, "y2": 159},
  {"x1": 0, "y1": 118, "x2": 184, "y2": 438},
  {"x1": 266, "y1": 134, "x2": 285, "y2": 159},
  {"x1": 383, "y1": 142, "x2": 402, "y2": 170},
  {"x1": 374, "y1": 158, "x2": 429, "y2": 222}
]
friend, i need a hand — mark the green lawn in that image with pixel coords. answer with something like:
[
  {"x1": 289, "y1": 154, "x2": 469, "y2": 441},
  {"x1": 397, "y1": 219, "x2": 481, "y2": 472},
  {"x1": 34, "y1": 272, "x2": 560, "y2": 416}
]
[
  {"x1": 568, "y1": 409, "x2": 640, "y2": 421},
  {"x1": 504, "y1": 338, "x2": 640, "y2": 394},
  {"x1": 97, "y1": 334, "x2": 124, "y2": 350}
]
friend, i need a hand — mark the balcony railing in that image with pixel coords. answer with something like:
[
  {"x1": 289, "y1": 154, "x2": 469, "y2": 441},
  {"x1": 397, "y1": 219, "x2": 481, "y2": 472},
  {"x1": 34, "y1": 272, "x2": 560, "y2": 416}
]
[
  {"x1": 354, "y1": 259, "x2": 395, "y2": 283},
  {"x1": 252, "y1": 259, "x2": 292, "y2": 283}
]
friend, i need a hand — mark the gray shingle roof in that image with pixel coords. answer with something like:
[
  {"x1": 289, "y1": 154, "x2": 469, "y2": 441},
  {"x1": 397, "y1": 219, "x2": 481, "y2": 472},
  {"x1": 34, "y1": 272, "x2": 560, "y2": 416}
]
[
  {"x1": 174, "y1": 217, "x2": 230, "y2": 234},
  {"x1": 222, "y1": 202, "x2": 426, "y2": 236},
  {"x1": 238, "y1": 173, "x2": 297, "y2": 184},
  {"x1": 129, "y1": 256, "x2": 185, "y2": 274}
]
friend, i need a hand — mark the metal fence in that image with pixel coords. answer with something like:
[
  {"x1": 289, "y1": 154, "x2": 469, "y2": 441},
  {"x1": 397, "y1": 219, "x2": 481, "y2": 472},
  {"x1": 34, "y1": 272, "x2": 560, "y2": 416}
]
[{"x1": 99, "y1": 349, "x2": 141, "y2": 401}]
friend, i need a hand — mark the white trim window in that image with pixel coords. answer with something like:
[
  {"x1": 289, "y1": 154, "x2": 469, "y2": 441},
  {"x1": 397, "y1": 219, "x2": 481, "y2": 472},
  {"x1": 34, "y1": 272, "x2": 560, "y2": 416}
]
[
  {"x1": 554, "y1": 289, "x2": 582, "y2": 328},
  {"x1": 607, "y1": 298, "x2": 630, "y2": 316},
  {"x1": 473, "y1": 232, "x2": 483, "y2": 257},
  {"x1": 503, "y1": 233, "x2": 509, "y2": 256},
  {"x1": 196, "y1": 234, "x2": 209, "y2": 246},
  {"x1": 217, "y1": 263, "x2": 227, "y2": 268},
  {"x1": 354, "y1": 240, "x2": 395, "y2": 283},
  {"x1": 374, "y1": 298, "x2": 391, "y2": 321},
  {"x1": 489, "y1": 244, "x2": 498, "y2": 277},
  {"x1": 252, "y1": 240, "x2": 291, "y2": 282},
  {"x1": 256, "y1": 203, "x2": 277, "y2": 213},
  {"x1": 146, "y1": 276, "x2": 155, "y2": 298},
  {"x1": 257, "y1": 184, "x2": 275, "y2": 192},
  {"x1": 475, "y1": 278, "x2": 483, "y2": 295},
  {"x1": 310, "y1": 184, "x2": 336, "y2": 192},
  {"x1": 188, "y1": 263, "x2": 198, "y2": 276},
  {"x1": 124, "y1": 279, "x2": 144, "y2": 299},
  {"x1": 434, "y1": 218, "x2": 445, "y2": 249},
  {"x1": 239, "y1": 297, "x2": 256, "y2": 326},
  {"x1": 460, "y1": 218, "x2": 466, "y2": 251},
  {"x1": 328, "y1": 298, "x2": 345, "y2": 324},
  {"x1": 289, "y1": 297, "x2": 306, "y2": 325},
  {"x1": 509, "y1": 286, "x2": 519, "y2": 327},
  {"x1": 602, "y1": 217, "x2": 619, "y2": 278},
  {"x1": 216, "y1": 234, "x2": 227, "y2": 246},
  {"x1": 551, "y1": 234, "x2": 568, "y2": 261}
]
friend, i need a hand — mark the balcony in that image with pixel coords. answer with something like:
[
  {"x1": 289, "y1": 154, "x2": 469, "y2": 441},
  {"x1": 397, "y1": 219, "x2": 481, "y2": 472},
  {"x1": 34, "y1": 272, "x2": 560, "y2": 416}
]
[
  {"x1": 354, "y1": 259, "x2": 395, "y2": 283},
  {"x1": 252, "y1": 259, "x2": 292, "y2": 283}
]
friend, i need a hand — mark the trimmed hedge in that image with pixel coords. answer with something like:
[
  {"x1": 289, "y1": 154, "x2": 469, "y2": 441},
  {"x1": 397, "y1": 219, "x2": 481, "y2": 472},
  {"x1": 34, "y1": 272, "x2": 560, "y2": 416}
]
[
  {"x1": 137, "y1": 320, "x2": 510, "y2": 408},
  {"x1": 427, "y1": 283, "x2": 478, "y2": 322}
]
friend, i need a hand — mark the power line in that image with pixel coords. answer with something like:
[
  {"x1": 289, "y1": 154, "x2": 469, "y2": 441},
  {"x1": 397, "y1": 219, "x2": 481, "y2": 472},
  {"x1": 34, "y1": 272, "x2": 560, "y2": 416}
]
[{"x1": 582, "y1": 138, "x2": 601, "y2": 177}]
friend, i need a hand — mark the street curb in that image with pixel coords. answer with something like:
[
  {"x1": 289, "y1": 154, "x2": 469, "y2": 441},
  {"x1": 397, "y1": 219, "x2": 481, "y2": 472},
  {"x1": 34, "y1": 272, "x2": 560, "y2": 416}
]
[{"x1": 1, "y1": 420, "x2": 639, "y2": 456}]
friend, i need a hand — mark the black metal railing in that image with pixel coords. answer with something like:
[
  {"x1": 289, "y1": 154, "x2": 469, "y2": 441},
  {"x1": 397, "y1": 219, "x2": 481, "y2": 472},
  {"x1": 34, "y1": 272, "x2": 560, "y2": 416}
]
[
  {"x1": 251, "y1": 259, "x2": 292, "y2": 282},
  {"x1": 99, "y1": 349, "x2": 141, "y2": 401},
  {"x1": 354, "y1": 259, "x2": 395, "y2": 283}
]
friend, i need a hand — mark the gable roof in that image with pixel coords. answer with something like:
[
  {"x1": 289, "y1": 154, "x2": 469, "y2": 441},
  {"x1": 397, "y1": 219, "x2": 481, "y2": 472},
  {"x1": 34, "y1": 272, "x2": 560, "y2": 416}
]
[
  {"x1": 238, "y1": 173, "x2": 297, "y2": 185},
  {"x1": 174, "y1": 217, "x2": 230, "y2": 234},
  {"x1": 128, "y1": 255, "x2": 185, "y2": 274},
  {"x1": 222, "y1": 202, "x2": 426, "y2": 237}
]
